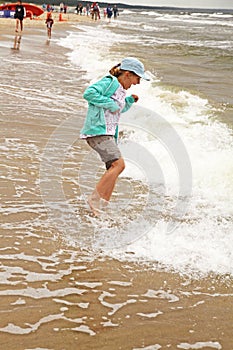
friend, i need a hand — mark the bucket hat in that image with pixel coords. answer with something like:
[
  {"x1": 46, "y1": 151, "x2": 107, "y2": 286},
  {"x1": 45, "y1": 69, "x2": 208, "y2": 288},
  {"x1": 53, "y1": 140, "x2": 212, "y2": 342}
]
[{"x1": 120, "y1": 57, "x2": 150, "y2": 80}]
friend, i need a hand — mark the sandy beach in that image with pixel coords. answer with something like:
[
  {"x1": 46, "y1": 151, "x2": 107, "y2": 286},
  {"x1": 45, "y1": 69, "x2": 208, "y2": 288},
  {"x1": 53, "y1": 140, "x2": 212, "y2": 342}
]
[
  {"x1": 0, "y1": 10, "x2": 93, "y2": 32},
  {"x1": 0, "y1": 7, "x2": 233, "y2": 350}
]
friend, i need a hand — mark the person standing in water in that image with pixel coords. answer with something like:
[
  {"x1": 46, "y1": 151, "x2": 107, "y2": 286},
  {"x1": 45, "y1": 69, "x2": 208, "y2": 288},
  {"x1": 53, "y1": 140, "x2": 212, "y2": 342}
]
[
  {"x1": 113, "y1": 5, "x2": 119, "y2": 19},
  {"x1": 45, "y1": 12, "x2": 54, "y2": 39},
  {"x1": 106, "y1": 4, "x2": 113, "y2": 22},
  {"x1": 80, "y1": 57, "x2": 150, "y2": 215}
]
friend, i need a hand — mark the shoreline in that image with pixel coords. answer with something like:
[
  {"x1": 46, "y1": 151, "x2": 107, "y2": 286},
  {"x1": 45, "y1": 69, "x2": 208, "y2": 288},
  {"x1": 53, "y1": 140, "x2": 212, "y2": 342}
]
[
  {"x1": 0, "y1": 11, "x2": 95, "y2": 35},
  {"x1": 0, "y1": 11, "x2": 100, "y2": 52}
]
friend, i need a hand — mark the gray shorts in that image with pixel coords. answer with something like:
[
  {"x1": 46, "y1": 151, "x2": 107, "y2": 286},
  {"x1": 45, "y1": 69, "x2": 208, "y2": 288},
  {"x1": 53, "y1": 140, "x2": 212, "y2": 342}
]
[{"x1": 86, "y1": 135, "x2": 121, "y2": 169}]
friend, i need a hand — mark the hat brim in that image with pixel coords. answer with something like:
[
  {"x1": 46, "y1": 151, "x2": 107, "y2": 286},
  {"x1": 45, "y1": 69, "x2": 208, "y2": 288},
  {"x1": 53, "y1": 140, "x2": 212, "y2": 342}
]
[{"x1": 139, "y1": 72, "x2": 150, "y2": 81}]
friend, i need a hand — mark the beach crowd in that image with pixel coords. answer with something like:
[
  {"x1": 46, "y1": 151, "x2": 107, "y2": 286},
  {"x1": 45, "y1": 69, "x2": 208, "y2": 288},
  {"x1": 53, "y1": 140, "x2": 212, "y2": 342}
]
[
  {"x1": 6, "y1": 0, "x2": 120, "y2": 49},
  {"x1": 42, "y1": 2, "x2": 119, "y2": 21}
]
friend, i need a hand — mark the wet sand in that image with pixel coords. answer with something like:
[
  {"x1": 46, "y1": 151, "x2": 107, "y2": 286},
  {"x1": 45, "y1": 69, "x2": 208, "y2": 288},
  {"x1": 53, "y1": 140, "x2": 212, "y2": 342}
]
[{"x1": 0, "y1": 12, "x2": 233, "y2": 350}]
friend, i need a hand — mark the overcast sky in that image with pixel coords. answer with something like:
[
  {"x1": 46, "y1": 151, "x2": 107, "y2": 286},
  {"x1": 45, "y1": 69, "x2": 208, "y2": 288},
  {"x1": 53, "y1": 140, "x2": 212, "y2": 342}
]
[{"x1": 106, "y1": 0, "x2": 233, "y2": 9}]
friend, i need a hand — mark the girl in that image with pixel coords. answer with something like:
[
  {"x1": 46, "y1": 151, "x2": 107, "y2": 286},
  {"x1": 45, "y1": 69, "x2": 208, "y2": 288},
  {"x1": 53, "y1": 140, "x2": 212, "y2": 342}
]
[
  {"x1": 80, "y1": 57, "x2": 149, "y2": 215},
  {"x1": 45, "y1": 12, "x2": 54, "y2": 39}
]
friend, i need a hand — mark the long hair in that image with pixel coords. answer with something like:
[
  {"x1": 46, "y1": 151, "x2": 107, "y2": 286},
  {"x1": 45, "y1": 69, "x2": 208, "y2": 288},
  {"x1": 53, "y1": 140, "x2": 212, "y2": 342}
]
[
  {"x1": 109, "y1": 63, "x2": 124, "y2": 77},
  {"x1": 109, "y1": 63, "x2": 137, "y2": 78}
]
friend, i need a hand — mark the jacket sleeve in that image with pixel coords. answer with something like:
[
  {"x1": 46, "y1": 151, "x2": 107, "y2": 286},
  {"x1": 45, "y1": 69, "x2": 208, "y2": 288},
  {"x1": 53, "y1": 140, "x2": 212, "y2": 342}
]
[
  {"x1": 122, "y1": 95, "x2": 135, "y2": 113},
  {"x1": 83, "y1": 77, "x2": 120, "y2": 112}
]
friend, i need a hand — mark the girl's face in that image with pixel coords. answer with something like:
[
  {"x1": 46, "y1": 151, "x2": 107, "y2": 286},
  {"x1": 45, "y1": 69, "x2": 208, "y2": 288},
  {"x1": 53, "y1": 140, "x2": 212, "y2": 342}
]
[{"x1": 120, "y1": 71, "x2": 141, "y2": 90}]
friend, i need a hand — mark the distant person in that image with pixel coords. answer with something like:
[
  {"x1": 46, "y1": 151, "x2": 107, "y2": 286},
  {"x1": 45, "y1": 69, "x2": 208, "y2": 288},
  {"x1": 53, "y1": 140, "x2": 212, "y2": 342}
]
[
  {"x1": 106, "y1": 4, "x2": 113, "y2": 23},
  {"x1": 59, "y1": 2, "x2": 64, "y2": 12},
  {"x1": 91, "y1": 2, "x2": 99, "y2": 20},
  {"x1": 113, "y1": 5, "x2": 119, "y2": 19},
  {"x1": 14, "y1": 0, "x2": 25, "y2": 32},
  {"x1": 97, "y1": 3, "x2": 101, "y2": 19},
  {"x1": 79, "y1": 3, "x2": 83, "y2": 15},
  {"x1": 86, "y1": 3, "x2": 90, "y2": 16},
  {"x1": 45, "y1": 12, "x2": 54, "y2": 39}
]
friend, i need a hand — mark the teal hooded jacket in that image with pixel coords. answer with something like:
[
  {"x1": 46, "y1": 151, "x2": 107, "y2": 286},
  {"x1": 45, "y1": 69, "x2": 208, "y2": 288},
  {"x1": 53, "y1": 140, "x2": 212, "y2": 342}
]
[{"x1": 80, "y1": 75, "x2": 135, "y2": 140}]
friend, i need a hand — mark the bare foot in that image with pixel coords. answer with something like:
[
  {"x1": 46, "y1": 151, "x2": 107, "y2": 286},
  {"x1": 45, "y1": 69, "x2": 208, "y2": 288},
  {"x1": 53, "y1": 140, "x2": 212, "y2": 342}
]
[
  {"x1": 87, "y1": 196, "x2": 100, "y2": 216},
  {"x1": 87, "y1": 189, "x2": 109, "y2": 217},
  {"x1": 87, "y1": 189, "x2": 101, "y2": 216}
]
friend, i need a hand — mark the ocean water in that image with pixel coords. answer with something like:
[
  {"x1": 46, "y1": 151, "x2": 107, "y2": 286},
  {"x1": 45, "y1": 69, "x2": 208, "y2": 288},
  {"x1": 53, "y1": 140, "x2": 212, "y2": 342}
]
[
  {"x1": 0, "y1": 8, "x2": 233, "y2": 349},
  {"x1": 56, "y1": 9, "x2": 233, "y2": 277}
]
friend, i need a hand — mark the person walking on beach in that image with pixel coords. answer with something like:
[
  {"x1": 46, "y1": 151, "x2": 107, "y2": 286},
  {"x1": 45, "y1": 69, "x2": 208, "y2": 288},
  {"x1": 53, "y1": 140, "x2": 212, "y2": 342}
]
[
  {"x1": 113, "y1": 5, "x2": 119, "y2": 19},
  {"x1": 86, "y1": 3, "x2": 90, "y2": 16},
  {"x1": 106, "y1": 4, "x2": 113, "y2": 22},
  {"x1": 91, "y1": 2, "x2": 99, "y2": 20},
  {"x1": 45, "y1": 12, "x2": 54, "y2": 39},
  {"x1": 59, "y1": 2, "x2": 64, "y2": 12},
  {"x1": 80, "y1": 57, "x2": 150, "y2": 215},
  {"x1": 14, "y1": 0, "x2": 25, "y2": 32}
]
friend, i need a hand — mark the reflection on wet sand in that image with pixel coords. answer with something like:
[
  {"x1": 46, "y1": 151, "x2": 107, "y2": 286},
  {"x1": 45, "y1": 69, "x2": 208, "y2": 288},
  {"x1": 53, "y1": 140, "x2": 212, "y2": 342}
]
[{"x1": 13, "y1": 34, "x2": 22, "y2": 50}]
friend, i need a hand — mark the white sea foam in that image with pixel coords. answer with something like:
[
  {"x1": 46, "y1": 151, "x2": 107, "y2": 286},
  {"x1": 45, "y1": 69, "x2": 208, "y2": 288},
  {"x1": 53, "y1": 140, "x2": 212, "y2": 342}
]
[
  {"x1": 137, "y1": 11, "x2": 233, "y2": 28},
  {"x1": 133, "y1": 344, "x2": 161, "y2": 350},
  {"x1": 177, "y1": 341, "x2": 222, "y2": 349}
]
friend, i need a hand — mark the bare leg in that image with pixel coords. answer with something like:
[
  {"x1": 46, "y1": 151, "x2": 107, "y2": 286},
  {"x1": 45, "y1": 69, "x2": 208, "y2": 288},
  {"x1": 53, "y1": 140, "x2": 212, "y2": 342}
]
[
  {"x1": 88, "y1": 158, "x2": 125, "y2": 215},
  {"x1": 47, "y1": 28, "x2": 51, "y2": 39},
  {"x1": 96, "y1": 158, "x2": 125, "y2": 201},
  {"x1": 15, "y1": 19, "x2": 19, "y2": 32}
]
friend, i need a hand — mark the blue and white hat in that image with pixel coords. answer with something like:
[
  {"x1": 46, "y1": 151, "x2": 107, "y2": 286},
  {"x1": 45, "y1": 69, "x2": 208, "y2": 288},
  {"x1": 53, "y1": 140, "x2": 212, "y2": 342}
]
[{"x1": 120, "y1": 57, "x2": 150, "y2": 81}]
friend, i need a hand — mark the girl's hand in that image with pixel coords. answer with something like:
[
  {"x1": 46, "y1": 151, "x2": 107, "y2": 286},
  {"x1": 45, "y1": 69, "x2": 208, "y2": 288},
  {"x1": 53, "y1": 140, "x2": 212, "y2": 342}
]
[{"x1": 132, "y1": 94, "x2": 139, "y2": 102}]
